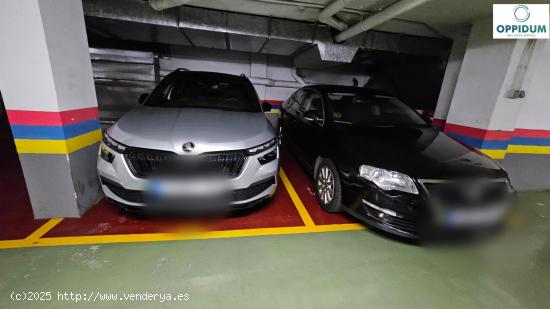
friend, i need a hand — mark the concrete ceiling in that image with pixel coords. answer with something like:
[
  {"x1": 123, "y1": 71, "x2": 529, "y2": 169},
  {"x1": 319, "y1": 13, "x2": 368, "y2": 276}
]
[
  {"x1": 85, "y1": 0, "x2": 451, "y2": 62},
  {"x1": 180, "y1": 0, "x2": 550, "y2": 37}
]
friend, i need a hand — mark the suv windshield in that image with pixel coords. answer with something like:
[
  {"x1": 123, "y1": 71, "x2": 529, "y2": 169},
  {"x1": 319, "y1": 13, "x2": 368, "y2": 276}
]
[
  {"x1": 145, "y1": 72, "x2": 261, "y2": 112},
  {"x1": 326, "y1": 92, "x2": 427, "y2": 127}
]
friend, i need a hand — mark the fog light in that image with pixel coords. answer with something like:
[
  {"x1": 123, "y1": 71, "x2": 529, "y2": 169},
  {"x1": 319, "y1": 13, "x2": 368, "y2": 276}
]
[
  {"x1": 362, "y1": 199, "x2": 398, "y2": 217},
  {"x1": 258, "y1": 149, "x2": 277, "y2": 165},
  {"x1": 100, "y1": 145, "x2": 115, "y2": 163}
]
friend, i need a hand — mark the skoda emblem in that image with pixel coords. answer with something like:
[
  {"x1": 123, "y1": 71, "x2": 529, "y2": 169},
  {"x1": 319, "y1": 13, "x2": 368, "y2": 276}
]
[{"x1": 182, "y1": 142, "x2": 195, "y2": 153}]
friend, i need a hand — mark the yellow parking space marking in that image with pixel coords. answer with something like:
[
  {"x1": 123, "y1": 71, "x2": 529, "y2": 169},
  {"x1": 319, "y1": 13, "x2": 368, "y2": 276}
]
[
  {"x1": 25, "y1": 218, "x2": 63, "y2": 242},
  {"x1": 0, "y1": 239, "x2": 32, "y2": 250},
  {"x1": 0, "y1": 168, "x2": 367, "y2": 250},
  {"x1": 0, "y1": 223, "x2": 366, "y2": 250},
  {"x1": 279, "y1": 168, "x2": 316, "y2": 227}
]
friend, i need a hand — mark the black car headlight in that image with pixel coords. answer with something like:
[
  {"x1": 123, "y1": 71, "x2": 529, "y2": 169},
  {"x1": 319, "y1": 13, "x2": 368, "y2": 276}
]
[
  {"x1": 247, "y1": 138, "x2": 277, "y2": 156},
  {"x1": 359, "y1": 165, "x2": 418, "y2": 195},
  {"x1": 102, "y1": 133, "x2": 127, "y2": 154}
]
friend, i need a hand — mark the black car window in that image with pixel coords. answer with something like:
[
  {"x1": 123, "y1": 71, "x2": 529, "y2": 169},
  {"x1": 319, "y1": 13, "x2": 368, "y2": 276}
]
[
  {"x1": 283, "y1": 89, "x2": 305, "y2": 117},
  {"x1": 326, "y1": 92, "x2": 426, "y2": 126},
  {"x1": 300, "y1": 91, "x2": 324, "y2": 121},
  {"x1": 145, "y1": 72, "x2": 261, "y2": 113}
]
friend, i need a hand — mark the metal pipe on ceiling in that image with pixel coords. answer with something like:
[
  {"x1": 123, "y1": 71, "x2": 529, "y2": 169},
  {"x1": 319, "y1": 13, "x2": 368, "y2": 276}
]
[
  {"x1": 318, "y1": 0, "x2": 350, "y2": 31},
  {"x1": 148, "y1": 0, "x2": 194, "y2": 11},
  {"x1": 335, "y1": 0, "x2": 432, "y2": 42}
]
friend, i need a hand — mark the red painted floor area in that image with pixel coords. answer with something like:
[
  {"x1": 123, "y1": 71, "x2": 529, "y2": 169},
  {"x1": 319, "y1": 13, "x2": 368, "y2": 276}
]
[
  {"x1": 0, "y1": 113, "x2": 355, "y2": 240},
  {"x1": 45, "y1": 182, "x2": 304, "y2": 237},
  {"x1": 0, "y1": 128, "x2": 48, "y2": 240}
]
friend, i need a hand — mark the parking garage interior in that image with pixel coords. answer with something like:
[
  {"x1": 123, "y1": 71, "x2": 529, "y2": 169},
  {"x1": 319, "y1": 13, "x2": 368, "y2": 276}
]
[{"x1": 1, "y1": 0, "x2": 550, "y2": 307}]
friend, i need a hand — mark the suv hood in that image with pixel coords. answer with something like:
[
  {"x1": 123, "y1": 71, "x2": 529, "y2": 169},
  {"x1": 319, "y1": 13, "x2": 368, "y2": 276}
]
[
  {"x1": 109, "y1": 107, "x2": 274, "y2": 154},
  {"x1": 335, "y1": 126, "x2": 506, "y2": 180}
]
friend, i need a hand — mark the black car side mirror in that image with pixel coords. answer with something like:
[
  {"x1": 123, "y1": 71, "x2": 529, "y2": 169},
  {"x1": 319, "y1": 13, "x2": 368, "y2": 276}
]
[
  {"x1": 138, "y1": 93, "x2": 149, "y2": 105},
  {"x1": 262, "y1": 101, "x2": 272, "y2": 112},
  {"x1": 421, "y1": 115, "x2": 432, "y2": 124},
  {"x1": 302, "y1": 110, "x2": 322, "y2": 123}
]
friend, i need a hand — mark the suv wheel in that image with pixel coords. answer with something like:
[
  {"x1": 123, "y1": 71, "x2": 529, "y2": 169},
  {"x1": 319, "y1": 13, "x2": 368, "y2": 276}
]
[{"x1": 315, "y1": 158, "x2": 343, "y2": 213}]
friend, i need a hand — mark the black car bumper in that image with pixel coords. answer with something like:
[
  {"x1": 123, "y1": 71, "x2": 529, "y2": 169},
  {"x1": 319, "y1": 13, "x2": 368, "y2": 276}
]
[{"x1": 341, "y1": 177, "x2": 514, "y2": 239}]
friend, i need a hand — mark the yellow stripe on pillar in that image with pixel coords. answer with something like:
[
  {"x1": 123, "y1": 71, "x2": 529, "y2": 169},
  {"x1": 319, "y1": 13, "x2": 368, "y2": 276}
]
[
  {"x1": 507, "y1": 145, "x2": 550, "y2": 155},
  {"x1": 479, "y1": 149, "x2": 507, "y2": 159},
  {"x1": 14, "y1": 129, "x2": 102, "y2": 154}
]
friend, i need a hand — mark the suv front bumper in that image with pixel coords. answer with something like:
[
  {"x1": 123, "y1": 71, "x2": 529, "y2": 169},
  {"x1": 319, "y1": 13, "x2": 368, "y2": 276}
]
[{"x1": 97, "y1": 143, "x2": 279, "y2": 210}]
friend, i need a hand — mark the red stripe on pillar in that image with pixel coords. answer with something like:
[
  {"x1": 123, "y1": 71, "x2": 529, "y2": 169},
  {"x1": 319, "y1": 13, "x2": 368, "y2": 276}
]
[
  {"x1": 6, "y1": 107, "x2": 99, "y2": 126},
  {"x1": 262, "y1": 100, "x2": 284, "y2": 106},
  {"x1": 444, "y1": 123, "x2": 512, "y2": 140},
  {"x1": 432, "y1": 118, "x2": 446, "y2": 127},
  {"x1": 513, "y1": 128, "x2": 550, "y2": 138}
]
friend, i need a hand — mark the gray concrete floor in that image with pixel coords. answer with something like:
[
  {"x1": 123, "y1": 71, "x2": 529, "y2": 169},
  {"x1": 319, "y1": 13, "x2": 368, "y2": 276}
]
[{"x1": 1, "y1": 191, "x2": 550, "y2": 308}]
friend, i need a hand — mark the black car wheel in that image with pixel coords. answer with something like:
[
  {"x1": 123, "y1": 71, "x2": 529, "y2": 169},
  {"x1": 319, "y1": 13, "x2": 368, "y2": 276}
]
[{"x1": 315, "y1": 158, "x2": 343, "y2": 213}]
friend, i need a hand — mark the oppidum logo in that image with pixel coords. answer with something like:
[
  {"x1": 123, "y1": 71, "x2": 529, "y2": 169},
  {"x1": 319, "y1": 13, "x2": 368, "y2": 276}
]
[{"x1": 493, "y1": 4, "x2": 549, "y2": 39}]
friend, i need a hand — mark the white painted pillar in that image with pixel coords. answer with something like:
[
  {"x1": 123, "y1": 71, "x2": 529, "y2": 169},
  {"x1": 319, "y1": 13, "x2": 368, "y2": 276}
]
[
  {"x1": 442, "y1": 19, "x2": 543, "y2": 159},
  {"x1": 432, "y1": 29, "x2": 469, "y2": 129},
  {"x1": 0, "y1": 0, "x2": 102, "y2": 218}
]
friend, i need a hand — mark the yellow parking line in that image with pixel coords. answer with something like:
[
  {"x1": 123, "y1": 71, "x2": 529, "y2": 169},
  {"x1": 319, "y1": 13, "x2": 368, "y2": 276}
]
[
  {"x1": 279, "y1": 168, "x2": 316, "y2": 227},
  {"x1": 0, "y1": 239, "x2": 31, "y2": 250},
  {"x1": 0, "y1": 169, "x2": 368, "y2": 250},
  {"x1": 0, "y1": 223, "x2": 365, "y2": 250},
  {"x1": 25, "y1": 218, "x2": 63, "y2": 241}
]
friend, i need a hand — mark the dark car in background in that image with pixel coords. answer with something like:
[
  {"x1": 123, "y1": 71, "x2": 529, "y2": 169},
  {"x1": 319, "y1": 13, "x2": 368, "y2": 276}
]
[{"x1": 281, "y1": 85, "x2": 514, "y2": 239}]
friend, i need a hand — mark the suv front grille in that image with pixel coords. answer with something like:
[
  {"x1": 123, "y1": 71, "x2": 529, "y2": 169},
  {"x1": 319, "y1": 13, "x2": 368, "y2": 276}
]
[
  {"x1": 124, "y1": 148, "x2": 247, "y2": 178},
  {"x1": 422, "y1": 180, "x2": 510, "y2": 207}
]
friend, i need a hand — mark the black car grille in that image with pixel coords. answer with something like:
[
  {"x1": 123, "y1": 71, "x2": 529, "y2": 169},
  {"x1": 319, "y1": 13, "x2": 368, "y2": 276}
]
[
  {"x1": 423, "y1": 180, "x2": 510, "y2": 207},
  {"x1": 124, "y1": 148, "x2": 247, "y2": 178}
]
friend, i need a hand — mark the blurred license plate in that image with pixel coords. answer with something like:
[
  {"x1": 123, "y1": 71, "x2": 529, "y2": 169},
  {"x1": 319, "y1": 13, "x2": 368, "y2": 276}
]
[
  {"x1": 444, "y1": 206, "x2": 506, "y2": 227},
  {"x1": 148, "y1": 179, "x2": 227, "y2": 199}
]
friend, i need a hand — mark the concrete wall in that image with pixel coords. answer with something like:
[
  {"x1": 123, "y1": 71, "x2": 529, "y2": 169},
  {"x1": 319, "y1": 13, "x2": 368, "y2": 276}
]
[{"x1": 93, "y1": 45, "x2": 370, "y2": 122}]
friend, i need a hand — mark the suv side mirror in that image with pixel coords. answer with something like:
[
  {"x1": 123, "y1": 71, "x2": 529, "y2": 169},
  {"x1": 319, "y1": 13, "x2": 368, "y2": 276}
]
[
  {"x1": 302, "y1": 110, "x2": 322, "y2": 123},
  {"x1": 138, "y1": 93, "x2": 149, "y2": 105},
  {"x1": 262, "y1": 101, "x2": 272, "y2": 112}
]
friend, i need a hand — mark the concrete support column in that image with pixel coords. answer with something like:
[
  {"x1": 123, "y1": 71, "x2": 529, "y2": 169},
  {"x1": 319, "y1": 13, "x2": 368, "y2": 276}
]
[
  {"x1": 432, "y1": 29, "x2": 469, "y2": 129},
  {"x1": 442, "y1": 19, "x2": 544, "y2": 159},
  {"x1": 250, "y1": 53, "x2": 268, "y2": 101},
  {"x1": 0, "y1": 0, "x2": 102, "y2": 218}
]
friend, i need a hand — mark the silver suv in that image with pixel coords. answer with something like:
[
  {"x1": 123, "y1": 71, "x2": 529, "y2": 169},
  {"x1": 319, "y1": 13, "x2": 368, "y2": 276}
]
[{"x1": 97, "y1": 70, "x2": 279, "y2": 211}]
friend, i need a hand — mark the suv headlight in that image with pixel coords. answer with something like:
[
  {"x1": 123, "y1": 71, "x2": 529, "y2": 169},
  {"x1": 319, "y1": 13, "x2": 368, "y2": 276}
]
[
  {"x1": 359, "y1": 165, "x2": 418, "y2": 194},
  {"x1": 247, "y1": 138, "x2": 277, "y2": 155},
  {"x1": 102, "y1": 133, "x2": 127, "y2": 153}
]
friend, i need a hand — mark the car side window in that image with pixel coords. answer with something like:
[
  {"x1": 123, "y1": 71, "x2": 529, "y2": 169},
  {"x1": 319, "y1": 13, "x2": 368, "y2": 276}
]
[
  {"x1": 299, "y1": 91, "x2": 324, "y2": 123},
  {"x1": 283, "y1": 89, "x2": 305, "y2": 117}
]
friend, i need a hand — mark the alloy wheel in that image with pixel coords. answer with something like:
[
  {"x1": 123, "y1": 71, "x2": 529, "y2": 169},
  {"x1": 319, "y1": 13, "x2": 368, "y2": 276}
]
[{"x1": 317, "y1": 166, "x2": 334, "y2": 205}]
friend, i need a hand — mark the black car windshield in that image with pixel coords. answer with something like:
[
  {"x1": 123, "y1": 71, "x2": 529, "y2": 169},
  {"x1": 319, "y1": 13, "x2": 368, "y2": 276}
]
[
  {"x1": 145, "y1": 72, "x2": 261, "y2": 112},
  {"x1": 326, "y1": 92, "x2": 427, "y2": 127}
]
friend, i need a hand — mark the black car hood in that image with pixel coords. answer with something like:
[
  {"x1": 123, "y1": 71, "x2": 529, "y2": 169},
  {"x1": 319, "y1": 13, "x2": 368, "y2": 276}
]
[{"x1": 333, "y1": 126, "x2": 505, "y2": 180}]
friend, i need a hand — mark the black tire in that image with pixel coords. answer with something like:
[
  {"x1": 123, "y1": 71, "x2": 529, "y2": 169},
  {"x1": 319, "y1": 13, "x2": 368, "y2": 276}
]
[{"x1": 314, "y1": 158, "x2": 343, "y2": 213}]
